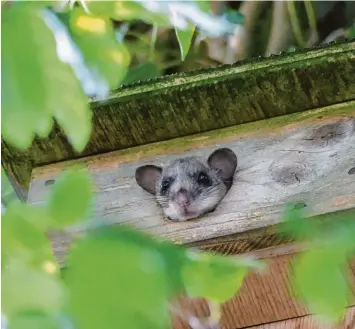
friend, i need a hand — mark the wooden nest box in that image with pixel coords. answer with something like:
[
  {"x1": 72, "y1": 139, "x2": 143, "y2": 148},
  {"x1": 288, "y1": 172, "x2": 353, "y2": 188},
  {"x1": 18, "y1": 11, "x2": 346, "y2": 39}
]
[{"x1": 2, "y1": 40, "x2": 355, "y2": 329}]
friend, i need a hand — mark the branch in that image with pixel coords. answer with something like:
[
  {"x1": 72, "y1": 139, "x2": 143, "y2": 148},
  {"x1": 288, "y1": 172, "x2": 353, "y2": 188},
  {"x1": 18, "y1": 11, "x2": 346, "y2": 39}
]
[
  {"x1": 224, "y1": 1, "x2": 267, "y2": 63},
  {"x1": 265, "y1": 1, "x2": 293, "y2": 56},
  {"x1": 287, "y1": 0, "x2": 307, "y2": 48}
]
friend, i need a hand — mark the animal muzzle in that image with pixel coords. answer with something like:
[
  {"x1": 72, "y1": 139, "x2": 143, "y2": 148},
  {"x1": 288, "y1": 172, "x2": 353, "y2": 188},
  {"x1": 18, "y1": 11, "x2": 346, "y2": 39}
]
[{"x1": 173, "y1": 189, "x2": 192, "y2": 209}]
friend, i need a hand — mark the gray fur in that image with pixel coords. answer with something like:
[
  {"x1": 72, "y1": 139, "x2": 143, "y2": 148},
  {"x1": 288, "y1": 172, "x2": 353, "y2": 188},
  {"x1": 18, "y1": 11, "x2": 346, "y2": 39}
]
[{"x1": 135, "y1": 148, "x2": 237, "y2": 221}]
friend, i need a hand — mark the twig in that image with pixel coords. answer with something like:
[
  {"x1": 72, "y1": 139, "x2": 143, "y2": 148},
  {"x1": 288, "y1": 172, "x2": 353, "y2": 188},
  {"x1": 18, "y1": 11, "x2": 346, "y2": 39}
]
[
  {"x1": 225, "y1": 1, "x2": 267, "y2": 63},
  {"x1": 206, "y1": 0, "x2": 228, "y2": 63},
  {"x1": 265, "y1": 0, "x2": 293, "y2": 56},
  {"x1": 287, "y1": 0, "x2": 306, "y2": 48},
  {"x1": 150, "y1": 24, "x2": 158, "y2": 61},
  {"x1": 304, "y1": 0, "x2": 319, "y2": 47},
  {"x1": 321, "y1": 28, "x2": 347, "y2": 44}
]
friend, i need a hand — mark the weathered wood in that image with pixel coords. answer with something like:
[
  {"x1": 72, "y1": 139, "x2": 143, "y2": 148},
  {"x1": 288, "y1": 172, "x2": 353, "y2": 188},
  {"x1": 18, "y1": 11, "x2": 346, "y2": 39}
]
[
  {"x1": 2, "y1": 40, "x2": 355, "y2": 193},
  {"x1": 245, "y1": 307, "x2": 355, "y2": 329},
  {"x1": 170, "y1": 250, "x2": 355, "y2": 329},
  {"x1": 27, "y1": 103, "x2": 355, "y2": 265}
]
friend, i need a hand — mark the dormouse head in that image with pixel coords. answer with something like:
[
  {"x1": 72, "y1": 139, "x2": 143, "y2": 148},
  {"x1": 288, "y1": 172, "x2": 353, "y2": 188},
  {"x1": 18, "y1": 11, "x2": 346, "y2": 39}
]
[{"x1": 135, "y1": 148, "x2": 238, "y2": 222}]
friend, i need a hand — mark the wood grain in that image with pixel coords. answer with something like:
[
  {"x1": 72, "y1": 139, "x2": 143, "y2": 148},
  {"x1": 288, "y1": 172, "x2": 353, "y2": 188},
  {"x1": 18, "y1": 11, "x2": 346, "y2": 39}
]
[
  {"x1": 27, "y1": 113, "x2": 355, "y2": 264},
  {"x1": 2, "y1": 40, "x2": 355, "y2": 192},
  {"x1": 246, "y1": 306, "x2": 355, "y2": 329},
  {"x1": 170, "y1": 253, "x2": 355, "y2": 329}
]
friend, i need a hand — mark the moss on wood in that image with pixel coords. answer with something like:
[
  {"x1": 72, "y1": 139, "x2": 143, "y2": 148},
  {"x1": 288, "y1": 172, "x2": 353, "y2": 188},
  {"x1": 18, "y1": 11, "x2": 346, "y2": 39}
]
[{"x1": 30, "y1": 100, "x2": 355, "y2": 175}]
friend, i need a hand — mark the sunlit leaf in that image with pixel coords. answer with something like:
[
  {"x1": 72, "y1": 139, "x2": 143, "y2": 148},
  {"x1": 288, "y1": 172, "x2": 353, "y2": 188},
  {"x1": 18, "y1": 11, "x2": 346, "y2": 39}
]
[
  {"x1": 175, "y1": 23, "x2": 196, "y2": 61},
  {"x1": 86, "y1": 1, "x2": 171, "y2": 27},
  {"x1": 47, "y1": 168, "x2": 92, "y2": 227},
  {"x1": 1, "y1": 5, "x2": 54, "y2": 149},
  {"x1": 1, "y1": 5, "x2": 91, "y2": 152},
  {"x1": 66, "y1": 227, "x2": 170, "y2": 329},
  {"x1": 182, "y1": 252, "x2": 263, "y2": 303},
  {"x1": 68, "y1": 8, "x2": 131, "y2": 88},
  {"x1": 122, "y1": 62, "x2": 162, "y2": 85},
  {"x1": 291, "y1": 245, "x2": 353, "y2": 323},
  {"x1": 2, "y1": 258, "x2": 65, "y2": 318}
]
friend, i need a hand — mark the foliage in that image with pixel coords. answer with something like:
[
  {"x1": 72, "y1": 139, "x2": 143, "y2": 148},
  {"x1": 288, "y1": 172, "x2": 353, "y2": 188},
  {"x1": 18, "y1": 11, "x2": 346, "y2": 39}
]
[
  {"x1": 2, "y1": 1, "x2": 355, "y2": 329},
  {"x1": 280, "y1": 206, "x2": 355, "y2": 323},
  {"x1": 2, "y1": 168, "x2": 263, "y2": 329},
  {"x1": 1, "y1": 0, "x2": 240, "y2": 152}
]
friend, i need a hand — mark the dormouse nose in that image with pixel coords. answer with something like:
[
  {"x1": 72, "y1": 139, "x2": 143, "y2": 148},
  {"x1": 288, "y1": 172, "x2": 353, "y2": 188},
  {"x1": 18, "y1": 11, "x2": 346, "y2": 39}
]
[{"x1": 174, "y1": 188, "x2": 190, "y2": 207}]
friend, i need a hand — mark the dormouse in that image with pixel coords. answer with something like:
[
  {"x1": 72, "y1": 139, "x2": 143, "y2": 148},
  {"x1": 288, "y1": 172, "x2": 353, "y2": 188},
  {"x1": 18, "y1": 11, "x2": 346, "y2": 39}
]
[{"x1": 135, "y1": 148, "x2": 238, "y2": 222}]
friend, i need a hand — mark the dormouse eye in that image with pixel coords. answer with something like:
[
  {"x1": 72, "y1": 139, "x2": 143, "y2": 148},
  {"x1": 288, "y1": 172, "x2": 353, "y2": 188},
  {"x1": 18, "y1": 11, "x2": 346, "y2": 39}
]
[
  {"x1": 161, "y1": 178, "x2": 172, "y2": 194},
  {"x1": 197, "y1": 172, "x2": 211, "y2": 186}
]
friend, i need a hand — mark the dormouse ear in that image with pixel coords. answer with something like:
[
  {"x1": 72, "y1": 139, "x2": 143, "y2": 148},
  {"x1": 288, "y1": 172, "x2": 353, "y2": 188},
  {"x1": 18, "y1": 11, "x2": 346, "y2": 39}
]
[
  {"x1": 135, "y1": 165, "x2": 162, "y2": 195},
  {"x1": 207, "y1": 148, "x2": 238, "y2": 190}
]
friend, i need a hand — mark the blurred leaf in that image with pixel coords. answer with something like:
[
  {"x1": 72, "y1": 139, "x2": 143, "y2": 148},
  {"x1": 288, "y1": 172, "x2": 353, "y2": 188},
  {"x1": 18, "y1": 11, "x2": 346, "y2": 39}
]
[
  {"x1": 1, "y1": 168, "x2": 17, "y2": 205},
  {"x1": 349, "y1": 26, "x2": 355, "y2": 39},
  {"x1": 291, "y1": 245, "x2": 352, "y2": 323},
  {"x1": 47, "y1": 168, "x2": 92, "y2": 227},
  {"x1": 197, "y1": 1, "x2": 211, "y2": 13},
  {"x1": 2, "y1": 5, "x2": 91, "y2": 152},
  {"x1": 279, "y1": 203, "x2": 319, "y2": 240},
  {"x1": 122, "y1": 62, "x2": 162, "y2": 85},
  {"x1": 49, "y1": 63, "x2": 92, "y2": 152},
  {"x1": 175, "y1": 24, "x2": 196, "y2": 61},
  {"x1": 2, "y1": 168, "x2": 14, "y2": 197},
  {"x1": 66, "y1": 227, "x2": 170, "y2": 329},
  {"x1": 86, "y1": 1, "x2": 171, "y2": 27},
  {"x1": 8, "y1": 311, "x2": 59, "y2": 329},
  {"x1": 225, "y1": 9, "x2": 245, "y2": 25},
  {"x1": 1, "y1": 5, "x2": 54, "y2": 148},
  {"x1": 182, "y1": 253, "x2": 263, "y2": 303},
  {"x1": 2, "y1": 203, "x2": 56, "y2": 268},
  {"x1": 2, "y1": 258, "x2": 65, "y2": 318},
  {"x1": 69, "y1": 8, "x2": 131, "y2": 88}
]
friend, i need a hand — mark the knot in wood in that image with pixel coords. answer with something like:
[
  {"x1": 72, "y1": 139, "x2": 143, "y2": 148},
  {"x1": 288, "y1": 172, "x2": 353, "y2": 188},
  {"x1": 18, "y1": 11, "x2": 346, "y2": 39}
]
[
  {"x1": 269, "y1": 161, "x2": 313, "y2": 186},
  {"x1": 302, "y1": 118, "x2": 355, "y2": 148}
]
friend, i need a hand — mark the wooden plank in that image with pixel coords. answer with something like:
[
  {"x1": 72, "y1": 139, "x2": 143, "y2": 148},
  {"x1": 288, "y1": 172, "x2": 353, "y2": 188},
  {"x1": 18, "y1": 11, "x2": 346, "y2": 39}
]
[
  {"x1": 170, "y1": 252, "x2": 355, "y2": 329},
  {"x1": 245, "y1": 306, "x2": 355, "y2": 329},
  {"x1": 27, "y1": 104, "x2": 355, "y2": 265},
  {"x1": 2, "y1": 40, "x2": 355, "y2": 192}
]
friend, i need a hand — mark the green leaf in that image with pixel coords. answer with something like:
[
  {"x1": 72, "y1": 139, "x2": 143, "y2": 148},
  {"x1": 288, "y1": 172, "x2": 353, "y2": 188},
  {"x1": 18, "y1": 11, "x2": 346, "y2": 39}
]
[
  {"x1": 182, "y1": 252, "x2": 263, "y2": 303},
  {"x1": 349, "y1": 26, "x2": 355, "y2": 40},
  {"x1": 47, "y1": 168, "x2": 92, "y2": 227},
  {"x1": 86, "y1": 1, "x2": 171, "y2": 27},
  {"x1": 175, "y1": 23, "x2": 196, "y2": 61},
  {"x1": 8, "y1": 311, "x2": 59, "y2": 329},
  {"x1": 2, "y1": 258, "x2": 66, "y2": 318},
  {"x1": 66, "y1": 227, "x2": 170, "y2": 329},
  {"x1": 225, "y1": 9, "x2": 245, "y2": 25},
  {"x1": 278, "y1": 203, "x2": 319, "y2": 240},
  {"x1": 291, "y1": 245, "x2": 352, "y2": 323},
  {"x1": 1, "y1": 5, "x2": 91, "y2": 152},
  {"x1": 2, "y1": 203, "x2": 57, "y2": 268},
  {"x1": 2, "y1": 167, "x2": 18, "y2": 205},
  {"x1": 122, "y1": 62, "x2": 162, "y2": 85},
  {"x1": 196, "y1": 1, "x2": 211, "y2": 13},
  {"x1": 1, "y1": 5, "x2": 53, "y2": 149},
  {"x1": 68, "y1": 8, "x2": 131, "y2": 88}
]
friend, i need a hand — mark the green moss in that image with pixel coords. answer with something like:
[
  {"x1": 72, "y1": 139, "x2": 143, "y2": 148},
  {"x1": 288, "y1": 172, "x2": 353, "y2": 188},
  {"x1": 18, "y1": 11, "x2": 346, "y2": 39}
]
[{"x1": 79, "y1": 100, "x2": 355, "y2": 163}]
